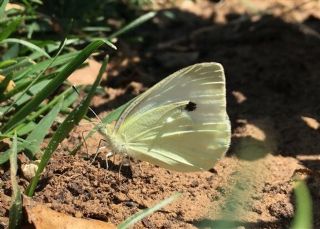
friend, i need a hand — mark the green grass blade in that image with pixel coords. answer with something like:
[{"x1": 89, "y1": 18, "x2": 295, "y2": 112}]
[
  {"x1": 3, "y1": 43, "x2": 18, "y2": 59},
  {"x1": 0, "y1": 73, "x2": 13, "y2": 95},
  {"x1": 109, "y1": 11, "x2": 156, "y2": 39},
  {"x1": 4, "y1": 87, "x2": 74, "y2": 138},
  {"x1": 25, "y1": 96, "x2": 63, "y2": 156},
  {"x1": 0, "y1": 133, "x2": 29, "y2": 164},
  {"x1": 0, "y1": 59, "x2": 17, "y2": 69},
  {"x1": 61, "y1": 87, "x2": 78, "y2": 109},
  {"x1": 12, "y1": 79, "x2": 50, "y2": 104},
  {"x1": 0, "y1": 148, "x2": 11, "y2": 164},
  {"x1": 0, "y1": 17, "x2": 21, "y2": 40},
  {"x1": 0, "y1": 0, "x2": 9, "y2": 19},
  {"x1": 68, "y1": 58, "x2": 115, "y2": 155},
  {"x1": 26, "y1": 56, "x2": 108, "y2": 197},
  {"x1": 95, "y1": 38, "x2": 117, "y2": 50},
  {"x1": 0, "y1": 18, "x2": 21, "y2": 41},
  {"x1": 8, "y1": 132, "x2": 22, "y2": 229},
  {"x1": 0, "y1": 58, "x2": 34, "y2": 76},
  {"x1": 2, "y1": 52, "x2": 77, "y2": 78},
  {"x1": 1, "y1": 39, "x2": 106, "y2": 133},
  {"x1": 118, "y1": 192, "x2": 181, "y2": 229},
  {"x1": 3, "y1": 39, "x2": 67, "y2": 114},
  {"x1": 291, "y1": 180, "x2": 313, "y2": 229},
  {"x1": 15, "y1": 39, "x2": 66, "y2": 98},
  {"x1": 15, "y1": 121, "x2": 37, "y2": 136},
  {"x1": 2, "y1": 73, "x2": 53, "y2": 100},
  {"x1": 0, "y1": 137, "x2": 34, "y2": 165},
  {"x1": 26, "y1": 87, "x2": 74, "y2": 123},
  {"x1": 82, "y1": 26, "x2": 111, "y2": 32},
  {"x1": 1, "y1": 38, "x2": 51, "y2": 58}
]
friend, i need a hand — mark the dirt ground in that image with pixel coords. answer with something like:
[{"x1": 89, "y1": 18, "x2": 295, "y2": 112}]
[{"x1": 1, "y1": 0, "x2": 320, "y2": 228}]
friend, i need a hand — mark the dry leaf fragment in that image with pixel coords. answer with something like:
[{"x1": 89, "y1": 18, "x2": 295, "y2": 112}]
[
  {"x1": 301, "y1": 116, "x2": 320, "y2": 130},
  {"x1": 0, "y1": 75, "x2": 16, "y2": 93},
  {"x1": 24, "y1": 197, "x2": 116, "y2": 229},
  {"x1": 232, "y1": 90, "x2": 247, "y2": 104},
  {"x1": 5, "y1": 3, "x2": 25, "y2": 11}
]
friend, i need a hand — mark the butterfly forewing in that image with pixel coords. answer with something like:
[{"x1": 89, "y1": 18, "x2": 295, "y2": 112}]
[
  {"x1": 115, "y1": 63, "x2": 226, "y2": 125},
  {"x1": 112, "y1": 62, "x2": 231, "y2": 172}
]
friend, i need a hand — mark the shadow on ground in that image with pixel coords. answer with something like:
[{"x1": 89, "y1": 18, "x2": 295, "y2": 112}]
[
  {"x1": 102, "y1": 9, "x2": 320, "y2": 158},
  {"x1": 93, "y1": 7, "x2": 320, "y2": 228}
]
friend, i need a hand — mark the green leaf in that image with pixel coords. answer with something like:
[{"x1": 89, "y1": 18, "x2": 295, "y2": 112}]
[
  {"x1": 25, "y1": 96, "x2": 63, "y2": 155},
  {"x1": 109, "y1": 11, "x2": 156, "y2": 39},
  {"x1": 0, "y1": 0, "x2": 9, "y2": 19},
  {"x1": 24, "y1": 86, "x2": 74, "y2": 123},
  {"x1": 26, "y1": 56, "x2": 108, "y2": 197},
  {"x1": 2, "y1": 43, "x2": 19, "y2": 59},
  {"x1": 0, "y1": 138, "x2": 32, "y2": 165},
  {"x1": 93, "y1": 38, "x2": 117, "y2": 50},
  {"x1": 1, "y1": 38, "x2": 50, "y2": 58},
  {"x1": 0, "y1": 148, "x2": 10, "y2": 164},
  {"x1": 61, "y1": 87, "x2": 78, "y2": 109},
  {"x1": 15, "y1": 121, "x2": 37, "y2": 136},
  {"x1": 3, "y1": 39, "x2": 67, "y2": 113},
  {"x1": 82, "y1": 26, "x2": 111, "y2": 32},
  {"x1": 1, "y1": 52, "x2": 75, "y2": 78},
  {"x1": 3, "y1": 87, "x2": 74, "y2": 139},
  {"x1": 291, "y1": 180, "x2": 313, "y2": 229},
  {"x1": 1, "y1": 73, "x2": 52, "y2": 100},
  {"x1": 118, "y1": 193, "x2": 181, "y2": 229},
  {"x1": 1, "y1": 39, "x2": 106, "y2": 133},
  {"x1": 9, "y1": 132, "x2": 23, "y2": 229},
  {"x1": 0, "y1": 18, "x2": 21, "y2": 41},
  {"x1": 0, "y1": 59, "x2": 17, "y2": 69},
  {"x1": 11, "y1": 79, "x2": 51, "y2": 107},
  {"x1": 0, "y1": 58, "x2": 34, "y2": 76}
]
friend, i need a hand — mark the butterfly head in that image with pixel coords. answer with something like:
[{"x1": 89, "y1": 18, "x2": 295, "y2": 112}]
[{"x1": 97, "y1": 122, "x2": 128, "y2": 155}]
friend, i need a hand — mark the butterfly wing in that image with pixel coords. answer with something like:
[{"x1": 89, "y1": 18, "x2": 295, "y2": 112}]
[{"x1": 113, "y1": 62, "x2": 231, "y2": 172}]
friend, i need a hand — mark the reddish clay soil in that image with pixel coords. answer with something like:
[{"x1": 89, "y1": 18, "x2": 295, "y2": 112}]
[{"x1": 1, "y1": 0, "x2": 320, "y2": 228}]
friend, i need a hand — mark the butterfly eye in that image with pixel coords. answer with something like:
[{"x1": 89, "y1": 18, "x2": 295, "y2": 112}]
[{"x1": 184, "y1": 101, "x2": 197, "y2": 112}]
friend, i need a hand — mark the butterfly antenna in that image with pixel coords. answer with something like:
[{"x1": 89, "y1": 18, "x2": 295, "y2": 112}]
[{"x1": 72, "y1": 85, "x2": 103, "y2": 123}]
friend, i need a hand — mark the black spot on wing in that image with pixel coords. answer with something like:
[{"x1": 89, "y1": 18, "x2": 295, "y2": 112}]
[{"x1": 185, "y1": 101, "x2": 197, "y2": 112}]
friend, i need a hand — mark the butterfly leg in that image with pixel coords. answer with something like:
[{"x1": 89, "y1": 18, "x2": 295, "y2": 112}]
[
  {"x1": 105, "y1": 151, "x2": 113, "y2": 170},
  {"x1": 112, "y1": 152, "x2": 116, "y2": 165},
  {"x1": 81, "y1": 130, "x2": 89, "y2": 159},
  {"x1": 118, "y1": 158, "x2": 124, "y2": 181},
  {"x1": 90, "y1": 138, "x2": 108, "y2": 165}
]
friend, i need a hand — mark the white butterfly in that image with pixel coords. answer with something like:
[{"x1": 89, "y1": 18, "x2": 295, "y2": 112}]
[{"x1": 99, "y1": 62, "x2": 231, "y2": 172}]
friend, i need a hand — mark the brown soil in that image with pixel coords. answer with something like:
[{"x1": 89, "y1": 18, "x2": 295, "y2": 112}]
[{"x1": 2, "y1": 0, "x2": 320, "y2": 228}]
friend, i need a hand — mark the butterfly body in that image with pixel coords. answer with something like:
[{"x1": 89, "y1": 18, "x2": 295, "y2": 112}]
[{"x1": 100, "y1": 63, "x2": 231, "y2": 172}]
